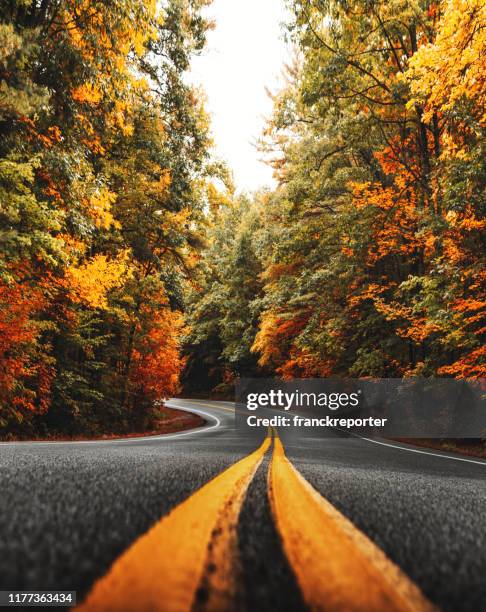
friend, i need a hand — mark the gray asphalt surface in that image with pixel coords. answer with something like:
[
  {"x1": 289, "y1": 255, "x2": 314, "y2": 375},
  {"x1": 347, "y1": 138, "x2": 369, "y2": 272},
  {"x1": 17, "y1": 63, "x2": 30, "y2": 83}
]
[{"x1": 0, "y1": 399, "x2": 485, "y2": 611}]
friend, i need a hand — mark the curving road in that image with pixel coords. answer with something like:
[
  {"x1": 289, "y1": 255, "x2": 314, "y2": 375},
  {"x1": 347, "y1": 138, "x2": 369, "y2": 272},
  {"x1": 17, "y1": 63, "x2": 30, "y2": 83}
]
[{"x1": 0, "y1": 399, "x2": 485, "y2": 611}]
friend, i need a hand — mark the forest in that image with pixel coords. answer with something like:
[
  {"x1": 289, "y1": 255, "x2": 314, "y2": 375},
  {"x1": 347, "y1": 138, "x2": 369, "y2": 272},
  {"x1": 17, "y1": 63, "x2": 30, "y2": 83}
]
[{"x1": 0, "y1": 0, "x2": 484, "y2": 437}]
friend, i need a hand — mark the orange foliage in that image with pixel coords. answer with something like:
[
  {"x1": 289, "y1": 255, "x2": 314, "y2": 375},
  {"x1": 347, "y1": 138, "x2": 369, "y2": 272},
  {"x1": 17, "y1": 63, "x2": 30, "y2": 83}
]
[
  {"x1": 438, "y1": 346, "x2": 486, "y2": 378},
  {"x1": 252, "y1": 311, "x2": 310, "y2": 370},
  {"x1": 130, "y1": 308, "x2": 185, "y2": 400},
  {"x1": 277, "y1": 351, "x2": 335, "y2": 379},
  {"x1": 261, "y1": 262, "x2": 302, "y2": 282},
  {"x1": 19, "y1": 117, "x2": 63, "y2": 149},
  {"x1": 0, "y1": 280, "x2": 53, "y2": 416},
  {"x1": 349, "y1": 145, "x2": 424, "y2": 266}
]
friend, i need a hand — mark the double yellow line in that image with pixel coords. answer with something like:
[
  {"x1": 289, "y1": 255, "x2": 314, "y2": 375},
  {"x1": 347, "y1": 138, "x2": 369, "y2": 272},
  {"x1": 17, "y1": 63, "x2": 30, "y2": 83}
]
[{"x1": 79, "y1": 430, "x2": 435, "y2": 612}]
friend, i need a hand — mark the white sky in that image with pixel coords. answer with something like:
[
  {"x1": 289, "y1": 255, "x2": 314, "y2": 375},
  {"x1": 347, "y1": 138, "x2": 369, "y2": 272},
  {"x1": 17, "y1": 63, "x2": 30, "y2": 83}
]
[{"x1": 190, "y1": 0, "x2": 291, "y2": 193}]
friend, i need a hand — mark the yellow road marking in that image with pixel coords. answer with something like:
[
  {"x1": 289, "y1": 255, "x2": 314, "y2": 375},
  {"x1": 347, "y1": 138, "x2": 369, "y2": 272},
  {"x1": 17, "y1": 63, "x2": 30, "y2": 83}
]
[
  {"x1": 78, "y1": 433, "x2": 271, "y2": 612},
  {"x1": 269, "y1": 435, "x2": 436, "y2": 612}
]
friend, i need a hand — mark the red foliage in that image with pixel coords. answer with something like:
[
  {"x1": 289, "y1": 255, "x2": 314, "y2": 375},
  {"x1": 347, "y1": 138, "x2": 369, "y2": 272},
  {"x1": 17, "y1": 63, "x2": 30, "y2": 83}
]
[{"x1": 0, "y1": 280, "x2": 53, "y2": 420}]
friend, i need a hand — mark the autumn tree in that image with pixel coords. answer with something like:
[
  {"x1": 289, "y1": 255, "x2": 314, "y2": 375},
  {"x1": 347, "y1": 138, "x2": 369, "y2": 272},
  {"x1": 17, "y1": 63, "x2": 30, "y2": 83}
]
[
  {"x1": 249, "y1": 0, "x2": 485, "y2": 378},
  {"x1": 186, "y1": 0, "x2": 484, "y2": 385},
  {"x1": 0, "y1": 0, "x2": 214, "y2": 436},
  {"x1": 183, "y1": 193, "x2": 269, "y2": 395}
]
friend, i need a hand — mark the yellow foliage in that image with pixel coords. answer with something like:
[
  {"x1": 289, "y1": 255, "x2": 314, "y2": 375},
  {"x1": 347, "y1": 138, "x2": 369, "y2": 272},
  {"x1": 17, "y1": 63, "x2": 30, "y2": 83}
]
[
  {"x1": 62, "y1": 1, "x2": 160, "y2": 144},
  {"x1": 206, "y1": 182, "x2": 232, "y2": 214},
  {"x1": 87, "y1": 188, "x2": 120, "y2": 229},
  {"x1": 65, "y1": 252, "x2": 132, "y2": 309},
  {"x1": 406, "y1": 0, "x2": 486, "y2": 126},
  {"x1": 157, "y1": 170, "x2": 172, "y2": 192},
  {"x1": 65, "y1": 1, "x2": 157, "y2": 63},
  {"x1": 252, "y1": 313, "x2": 282, "y2": 367}
]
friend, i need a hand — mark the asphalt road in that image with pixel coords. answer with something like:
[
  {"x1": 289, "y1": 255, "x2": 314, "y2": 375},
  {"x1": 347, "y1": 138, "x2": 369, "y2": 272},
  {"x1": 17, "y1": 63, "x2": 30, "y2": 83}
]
[{"x1": 0, "y1": 399, "x2": 485, "y2": 611}]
